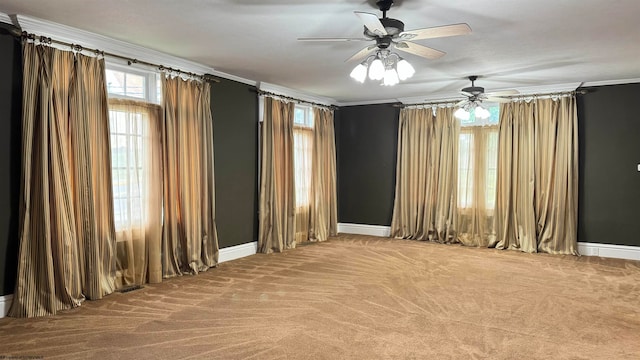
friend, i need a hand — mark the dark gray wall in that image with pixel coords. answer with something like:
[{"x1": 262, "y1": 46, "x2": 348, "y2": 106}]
[
  {"x1": 335, "y1": 103, "x2": 399, "y2": 226},
  {"x1": 211, "y1": 79, "x2": 259, "y2": 248},
  {"x1": 0, "y1": 29, "x2": 22, "y2": 296},
  {"x1": 577, "y1": 83, "x2": 640, "y2": 246}
]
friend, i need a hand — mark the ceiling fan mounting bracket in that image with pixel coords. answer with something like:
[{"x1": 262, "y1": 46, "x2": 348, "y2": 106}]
[{"x1": 376, "y1": 0, "x2": 394, "y2": 18}]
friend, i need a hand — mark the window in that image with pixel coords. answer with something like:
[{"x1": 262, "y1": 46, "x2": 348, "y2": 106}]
[
  {"x1": 106, "y1": 64, "x2": 162, "y2": 104},
  {"x1": 106, "y1": 65, "x2": 161, "y2": 230},
  {"x1": 457, "y1": 105, "x2": 499, "y2": 210},
  {"x1": 110, "y1": 109, "x2": 145, "y2": 230},
  {"x1": 293, "y1": 105, "x2": 314, "y2": 208}
]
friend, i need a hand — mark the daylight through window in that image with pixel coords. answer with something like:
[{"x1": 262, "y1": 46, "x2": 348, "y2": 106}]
[{"x1": 457, "y1": 105, "x2": 499, "y2": 210}]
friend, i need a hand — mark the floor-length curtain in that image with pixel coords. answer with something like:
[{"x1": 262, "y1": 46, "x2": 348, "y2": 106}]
[
  {"x1": 108, "y1": 99, "x2": 163, "y2": 286},
  {"x1": 161, "y1": 75, "x2": 219, "y2": 277},
  {"x1": 10, "y1": 43, "x2": 116, "y2": 317},
  {"x1": 391, "y1": 107, "x2": 459, "y2": 242},
  {"x1": 456, "y1": 125, "x2": 499, "y2": 247},
  {"x1": 258, "y1": 97, "x2": 296, "y2": 253},
  {"x1": 495, "y1": 96, "x2": 578, "y2": 254},
  {"x1": 309, "y1": 108, "x2": 338, "y2": 242}
]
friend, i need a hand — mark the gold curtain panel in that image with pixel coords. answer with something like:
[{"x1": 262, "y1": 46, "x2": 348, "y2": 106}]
[
  {"x1": 11, "y1": 44, "x2": 116, "y2": 317},
  {"x1": 161, "y1": 75, "x2": 219, "y2": 276}
]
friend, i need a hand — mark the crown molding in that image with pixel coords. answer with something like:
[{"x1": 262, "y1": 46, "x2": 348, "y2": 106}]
[
  {"x1": 258, "y1": 82, "x2": 336, "y2": 106},
  {"x1": 396, "y1": 93, "x2": 461, "y2": 105},
  {"x1": 15, "y1": 14, "x2": 215, "y2": 75},
  {"x1": 335, "y1": 98, "x2": 402, "y2": 107},
  {"x1": 580, "y1": 78, "x2": 640, "y2": 88},
  {"x1": 210, "y1": 70, "x2": 257, "y2": 87},
  {"x1": 513, "y1": 82, "x2": 582, "y2": 96},
  {"x1": 0, "y1": 12, "x2": 12, "y2": 25}
]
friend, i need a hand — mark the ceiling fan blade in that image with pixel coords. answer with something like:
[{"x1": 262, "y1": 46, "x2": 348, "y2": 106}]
[
  {"x1": 354, "y1": 11, "x2": 387, "y2": 37},
  {"x1": 345, "y1": 45, "x2": 377, "y2": 62},
  {"x1": 399, "y1": 23, "x2": 472, "y2": 41},
  {"x1": 485, "y1": 96, "x2": 511, "y2": 103},
  {"x1": 394, "y1": 41, "x2": 445, "y2": 59},
  {"x1": 460, "y1": 91, "x2": 474, "y2": 97},
  {"x1": 298, "y1": 37, "x2": 372, "y2": 42},
  {"x1": 485, "y1": 89, "x2": 519, "y2": 96}
]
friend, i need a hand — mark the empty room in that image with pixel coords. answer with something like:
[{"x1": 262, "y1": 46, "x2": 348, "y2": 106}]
[{"x1": 0, "y1": 1, "x2": 639, "y2": 359}]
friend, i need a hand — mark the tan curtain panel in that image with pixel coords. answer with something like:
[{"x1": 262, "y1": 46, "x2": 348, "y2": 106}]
[
  {"x1": 495, "y1": 97, "x2": 578, "y2": 255},
  {"x1": 161, "y1": 75, "x2": 219, "y2": 277},
  {"x1": 108, "y1": 99, "x2": 163, "y2": 286},
  {"x1": 309, "y1": 108, "x2": 338, "y2": 242},
  {"x1": 391, "y1": 107, "x2": 459, "y2": 242},
  {"x1": 456, "y1": 125, "x2": 499, "y2": 247},
  {"x1": 10, "y1": 43, "x2": 116, "y2": 317},
  {"x1": 258, "y1": 97, "x2": 296, "y2": 253}
]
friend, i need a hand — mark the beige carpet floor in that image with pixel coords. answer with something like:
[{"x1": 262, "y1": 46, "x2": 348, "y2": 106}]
[{"x1": 1, "y1": 234, "x2": 640, "y2": 359}]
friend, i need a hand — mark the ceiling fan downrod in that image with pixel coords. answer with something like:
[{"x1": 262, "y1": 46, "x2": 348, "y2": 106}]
[{"x1": 376, "y1": 0, "x2": 394, "y2": 18}]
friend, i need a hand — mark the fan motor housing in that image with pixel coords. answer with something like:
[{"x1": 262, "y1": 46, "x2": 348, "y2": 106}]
[{"x1": 462, "y1": 85, "x2": 485, "y2": 96}]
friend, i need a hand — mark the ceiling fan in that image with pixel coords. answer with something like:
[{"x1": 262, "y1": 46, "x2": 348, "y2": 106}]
[
  {"x1": 456, "y1": 76, "x2": 519, "y2": 107},
  {"x1": 298, "y1": 0, "x2": 472, "y2": 85},
  {"x1": 454, "y1": 76, "x2": 519, "y2": 120}
]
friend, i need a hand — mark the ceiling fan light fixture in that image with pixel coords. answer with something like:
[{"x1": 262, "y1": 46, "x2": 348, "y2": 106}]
[
  {"x1": 350, "y1": 62, "x2": 368, "y2": 83},
  {"x1": 383, "y1": 67, "x2": 399, "y2": 86},
  {"x1": 396, "y1": 58, "x2": 415, "y2": 80},
  {"x1": 475, "y1": 106, "x2": 490, "y2": 120},
  {"x1": 454, "y1": 107, "x2": 471, "y2": 121},
  {"x1": 368, "y1": 58, "x2": 385, "y2": 80}
]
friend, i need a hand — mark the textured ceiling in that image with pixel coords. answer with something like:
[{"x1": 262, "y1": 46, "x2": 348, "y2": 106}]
[{"x1": 1, "y1": 0, "x2": 639, "y2": 104}]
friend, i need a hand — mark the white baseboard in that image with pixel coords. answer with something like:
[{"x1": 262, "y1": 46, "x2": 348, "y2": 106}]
[
  {"x1": 219, "y1": 241, "x2": 257, "y2": 263},
  {"x1": 578, "y1": 242, "x2": 640, "y2": 261},
  {"x1": 337, "y1": 223, "x2": 640, "y2": 261},
  {"x1": 0, "y1": 294, "x2": 13, "y2": 318},
  {"x1": 338, "y1": 223, "x2": 391, "y2": 237}
]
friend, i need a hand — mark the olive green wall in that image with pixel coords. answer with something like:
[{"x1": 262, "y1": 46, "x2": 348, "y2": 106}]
[
  {"x1": 577, "y1": 83, "x2": 640, "y2": 246},
  {"x1": 335, "y1": 103, "x2": 400, "y2": 226},
  {"x1": 211, "y1": 78, "x2": 259, "y2": 248},
  {"x1": 0, "y1": 29, "x2": 22, "y2": 296}
]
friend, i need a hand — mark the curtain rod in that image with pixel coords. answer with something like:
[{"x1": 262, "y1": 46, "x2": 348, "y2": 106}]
[
  {"x1": 19, "y1": 31, "x2": 220, "y2": 83},
  {"x1": 397, "y1": 89, "x2": 587, "y2": 108},
  {"x1": 507, "y1": 89, "x2": 586, "y2": 100},
  {"x1": 256, "y1": 89, "x2": 336, "y2": 110}
]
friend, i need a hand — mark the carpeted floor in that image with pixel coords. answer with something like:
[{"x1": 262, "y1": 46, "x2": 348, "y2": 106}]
[{"x1": 1, "y1": 234, "x2": 640, "y2": 359}]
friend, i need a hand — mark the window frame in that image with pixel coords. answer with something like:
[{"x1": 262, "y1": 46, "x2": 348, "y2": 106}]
[
  {"x1": 105, "y1": 62, "x2": 162, "y2": 104},
  {"x1": 106, "y1": 64, "x2": 161, "y2": 231}
]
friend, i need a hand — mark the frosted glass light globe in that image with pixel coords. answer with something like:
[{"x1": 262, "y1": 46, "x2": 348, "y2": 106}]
[
  {"x1": 368, "y1": 59, "x2": 385, "y2": 80},
  {"x1": 350, "y1": 63, "x2": 367, "y2": 83},
  {"x1": 396, "y1": 59, "x2": 415, "y2": 80}
]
